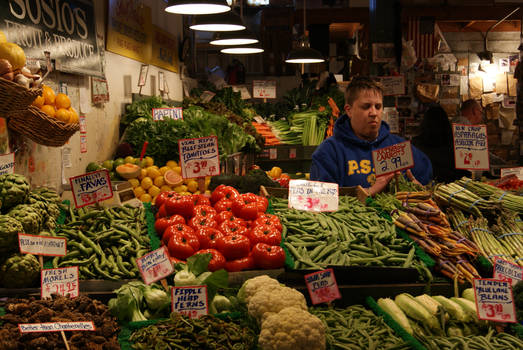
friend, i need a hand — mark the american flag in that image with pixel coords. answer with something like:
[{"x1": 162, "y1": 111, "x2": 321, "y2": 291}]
[{"x1": 407, "y1": 17, "x2": 438, "y2": 59}]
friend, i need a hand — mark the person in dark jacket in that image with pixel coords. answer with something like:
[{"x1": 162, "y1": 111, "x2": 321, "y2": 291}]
[
  {"x1": 413, "y1": 105, "x2": 468, "y2": 183},
  {"x1": 310, "y1": 76, "x2": 432, "y2": 195}
]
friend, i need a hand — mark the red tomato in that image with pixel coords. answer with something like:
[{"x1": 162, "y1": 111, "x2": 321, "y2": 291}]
[
  {"x1": 154, "y1": 214, "x2": 186, "y2": 237},
  {"x1": 188, "y1": 216, "x2": 218, "y2": 231},
  {"x1": 169, "y1": 256, "x2": 185, "y2": 265},
  {"x1": 231, "y1": 193, "x2": 259, "y2": 221},
  {"x1": 194, "y1": 227, "x2": 224, "y2": 249},
  {"x1": 216, "y1": 234, "x2": 251, "y2": 260},
  {"x1": 192, "y1": 194, "x2": 211, "y2": 206},
  {"x1": 219, "y1": 220, "x2": 249, "y2": 236},
  {"x1": 167, "y1": 230, "x2": 200, "y2": 260},
  {"x1": 223, "y1": 214, "x2": 247, "y2": 227},
  {"x1": 254, "y1": 214, "x2": 282, "y2": 231},
  {"x1": 165, "y1": 194, "x2": 194, "y2": 219},
  {"x1": 192, "y1": 205, "x2": 217, "y2": 220},
  {"x1": 224, "y1": 255, "x2": 254, "y2": 272},
  {"x1": 249, "y1": 224, "x2": 282, "y2": 246},
  {"x1": 194, "y1": 249, "x2": 226, "y2": 272},
  {"x1": 216, "y1": 210, "x2": 234, "y2": 223},
  {"x1": 251, "y1": 243, "x2": 286, "y2": 269},
  {"x1": 255, "y1": 195, "x2": 269, "y2": 213},
  {"x1": 211, "y1": 185, "x2": 239, "y2": 205},
  {"x1": 214, "y1": 198, "x2": 233, "y2": 213},
  {"x1": 163, "y1": 223, "x2": 195, "y2": 246},
  {"x1": 155, "y1": 203, "x2": 168, "y2": 219},
  {"x1": 156, "y1": 191, "x2": 176, "y2": 209}
]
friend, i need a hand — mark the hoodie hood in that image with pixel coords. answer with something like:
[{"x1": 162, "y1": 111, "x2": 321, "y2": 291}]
[{"x1": 333, "y1": 113, "x2": 391, "y2": 148}]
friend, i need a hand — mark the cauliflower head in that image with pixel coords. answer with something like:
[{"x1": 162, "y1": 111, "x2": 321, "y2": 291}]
[
  {"x1": 237, "y1": 275, "x2": 281, "y2": 303},
  {"x1": 258, "y1": 306, "x2": 326, "y2": 350},
  {"x1": 248, "y1": 285, "x2": 307, "y2": 323}
]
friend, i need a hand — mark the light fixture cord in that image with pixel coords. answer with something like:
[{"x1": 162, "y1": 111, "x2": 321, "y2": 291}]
[
  {"x1": 483, "y1": 7, "x2": 520, "y2": 52},
  {"x1": 303, "y1": 0, "x2": 306, "y2": 36}
]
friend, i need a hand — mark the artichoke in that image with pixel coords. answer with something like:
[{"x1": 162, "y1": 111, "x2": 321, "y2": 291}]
[
  {"x1": 0, "y1": 215, "x2": 24, "y2": 255},
  {"x1": 0, "y1": 253, "x2": 41, "y2": 288},
  {"x1": 0, "y1": 174, "x2": 30, "y2": 211},
  {"x1": 31, "y1": 187, "x2": 61, "y2": 204},
  {"x1": 7, "y1": 204, "x2": 42, "y2": 235},
  {"x1": 28, "y1": 191, "x2": 62, "y2": 231}
]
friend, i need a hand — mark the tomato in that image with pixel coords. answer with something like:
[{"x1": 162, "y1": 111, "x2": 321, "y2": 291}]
[
  {"x1": 249, "y1": 224, "x2": 282, "y2": 246},
  {"x1": 216, "y1": 210, "x2": 233, "y2": 223},
  {"x1": 163, "y1": 223, "x2": 195, "y2": 246},
  {"x1": 216, "y1": 234, "x2": 251, "y2": 260},
  {"x1": 251, "y1": 243, "x2": 286, "y2": 269},
  {"x1": 254, "y1": 214, "x2": 282, "y2": 231},
  {"x1": 214, "y1": 198, "x2": 233, "y2": 213},
  {"x1": 194, "y1": 249, "x2": 226, "y2": 272},
  {"x1": 167, "y1": 230, "x2": 200, "y2": 260},
  {"x1": 165, "y1": 194, "x2": 194, "y2": 219},
  {"x1": 223, "y1": 214, "x2": 247, "y2": 227},
  {"x1": 192, "y1": 194, "x2": 211, "y2": 206},
  {"x1": 169, "y1": 256, "x2": 185, "y2": 265},
  {"x1": 155, "y1": 203, "x2": 168, "y2": 219},
  {"x1": 276, "y1": 177, "x2": 289, "y2": 188},
  {"x1": 194, "y1": 227, "x2": 224, "y2": 249},
  {"x1": 211, "y1": 185, "x2": 239, "y2": 205},
  {"x1": 218, "y1": 220, "x2": 249, "y2": 236},
  {"x1": 192, "y1": 205, "x2": 217, "y2": 220},
  {"x1": 231, "y1": 193, "x2": 259, "y2": 221},
  {"x1": 255, "y1": 195, "x2": 269, "y2": 213},
  {"x1": 188, "y1": 216, "x2": 218, "y2": 231},
  {"x1": 154, "y1": 214, "x2": 186, "y2": 237},
  {"x1": 156, "y1": 191, "x2": 176, "y2": 208},
  {"x1": 224, "y1": 255, "x2": 254, "y2": 272}
]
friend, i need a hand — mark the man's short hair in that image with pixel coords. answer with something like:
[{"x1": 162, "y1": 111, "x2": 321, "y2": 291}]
[
  {"x1": 461, "y1": 99, "x2": 479, "y2": 113},
  {"x1": 345, "y1": 76, "x2": 383, "y2": 105}
]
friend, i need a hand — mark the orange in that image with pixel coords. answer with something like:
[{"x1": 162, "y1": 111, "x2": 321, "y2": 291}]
[
  {"x1": 41, "y1": 104, "x2": 56, "y2": 117},
  {"x1": 55, "y1": 93, "x2": 71, "y2": 109},
  {"x1": 164, "y1": 169, "x2": 183, "y2": 186},
  {"x1": 32, "y1": 95, "x2": 44, "y2": 108},
  {"x1": 55, "y1": 108, "x2": 70, "y2": 123},
  {"x1": 42, "y1": 85, "x2": 55, "y2": 105},
  {"x1": 68, "y1": 107, "x2": 79, "y2": 124}
]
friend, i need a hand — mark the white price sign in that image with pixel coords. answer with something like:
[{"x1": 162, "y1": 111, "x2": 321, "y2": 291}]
[
  {"x1": 252, "y1": 80, "x2": 276, "y2": 99},
  {"x1": 493, "y1": 258, "x2": 522, "y2": 287},
  {"x1": 179, "y1": 136, "x2": 220, "y2": 179},
  {"x1": 500, "y1": 167, "x2": 523, "y2": 180},
  {"x1": 288, "y1": 180, "x2": 338, "y2": 212},
  {"x1": 172, "y1": 285, "x2": 208, "y2": 319},
  {"x1": 19, "y1": 321, "x2": 95, "y2": 333},
  {"x1": 69, "y1": 169, "x2": 113, "y2": 208},
  {"x1": 136, "y1": 246, "x2": 174, "y2": 285},
  {"x1": 473, "y1": 278, "x2": 517, "y2": 323},
  {"x1": 0, "y1": 152, "x2": 15, "y2": 175},
  {"x1": 372, "y1": 141, "x2": 414, "y2": 177},
  {"x1": 452, "y1": 124, "x2": 490, "y2": 170},
  {"x1": 152, "y1": 108, "x2": 183, "y2": 121},
  {"x1": 41, "y1": 266, "x2": 79, "y2": 299},
  {"x1": 18, "y1": 233, "x2": 67, "y2": 257}
]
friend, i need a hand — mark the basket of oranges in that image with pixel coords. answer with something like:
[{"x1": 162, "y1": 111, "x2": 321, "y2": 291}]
[{"x1": 7, "y1": 85, "x2": 80, "y2": 147}]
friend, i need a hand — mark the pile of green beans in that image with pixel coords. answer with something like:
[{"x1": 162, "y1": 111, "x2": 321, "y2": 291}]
[
  {"x1": 420, "y1": 333, "x2": 523, "y2": 350},
  {"x1": 310, "y1": 305, "x2": 410, "y2": 350},
  {"x1": 52, "y1": 205, "x2": 150, "y2": 280},
  {"x1": 273, "y1": 197, "x2": 420, "y2": 270}
]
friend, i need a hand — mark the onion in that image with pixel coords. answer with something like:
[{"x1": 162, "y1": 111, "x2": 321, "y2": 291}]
[
  {"x1": 0, "y1": 59, "x2": 12, "y2": 76},
  {"x1": 14, "y1": 74, "x2": 31, "y2": 88},
  {"x1": 21, "y1": 66, "x2": 38, "y2": 79},
  {"x1": 1, "y1": 72, "x2": 14, "y2": 81}
]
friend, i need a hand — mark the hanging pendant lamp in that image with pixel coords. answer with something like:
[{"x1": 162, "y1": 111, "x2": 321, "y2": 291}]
[
  {"x1": 190, "y1": 12, "x2": 245, "y2": 31},
  {"x1": 210, "y1": 30, "x2": 259, "y2": 46},
  {"x1": 220, "y1": 44, "x2": 264, "y2": 54},
  {"x1": 164, "y1": 0, "x2": 231, "y2": 15}
]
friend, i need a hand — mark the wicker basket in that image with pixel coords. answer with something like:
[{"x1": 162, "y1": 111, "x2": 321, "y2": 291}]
[
  {"x1": 8, "y1": 106, "x2": 80, "y2": 147},
  {"x1": 0, "y1": 78, "x2": 42, "y2": 115}
]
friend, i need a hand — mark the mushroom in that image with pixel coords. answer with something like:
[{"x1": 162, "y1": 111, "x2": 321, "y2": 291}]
[{"x1": 14, "y1": 74, "x2": 31, "y2": 88}]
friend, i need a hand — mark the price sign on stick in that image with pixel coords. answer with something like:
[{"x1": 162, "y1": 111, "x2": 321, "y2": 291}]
[
  {"x1": 0, "y1": 152, "x2": 15, "y2": 175},
  {"x1": 172, "y1": 285, "x2": 208, "y2": 318},
  {"x1": 179, "y1": 136, "x2": 220, "y2": 179},
  {"x1": 253, "y1": 80, "x2": 276, "y2": 99},
  {"x1": 152, "y1": 107, "x2": 183, "y2": 121},
  {"x1": 493, "y1": 258, "x2": 522, "y2": 287},
  {"x1": 304, "y1": 268, "x2": 341, "y2": 305},
  {"x1": 19, "y1": 321, "x2": 95, "y2": 333},
  {"x1": 452, "y1": 124, "x2": 490, "y2": 170},
  {"x1": 19, "y1": 233, "x2": 66, "y2": 256},
  {"x1": 288, "y1": 180, "x2": 338, "y2": 212},
  {"x1": 473, "y1": 278, "x2": 517, "y2": 323},
  {"x1": 372, "y1": 141, "x2": 414, "y2": 177},
  {"x1": 69, "y1": 169, "x2": 113, "y2": 208},
  {"x1": 41, "y1": 266, "x2": 79, "y2": 299},
  {"x1": 137, "y1": 246, "x2": 174, "y2": 285}
]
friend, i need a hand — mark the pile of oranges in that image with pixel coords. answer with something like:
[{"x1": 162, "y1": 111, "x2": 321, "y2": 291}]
[{"x1": 32, "y1": 85, "x2": 79, "y2": 124}]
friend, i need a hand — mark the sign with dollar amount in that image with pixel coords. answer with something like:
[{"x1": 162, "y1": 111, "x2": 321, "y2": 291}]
[
  {"x1": 304, "y1": 268, "x2": 341, "y2": 305},
  {"x1": 372, "y1": 141, "x2": 414, "y2": 177},
  {"x1": 179, "y1": 136, "x2": 220, "y2": 179},
  {"x1": 152, "y1": 108, "x2": 183, "y2": 121},
  {"x1": 41, "y1": 266, "x2": 79, "y2": 299},
  {"x1": 288, "y1": 180, "x2": 338, "y2": 212},
  {"x1": 493, "y1": 258, "x2": 522, "y2": 287},
  {"x1": 252, "y1": 80, "x2": 276, "y2": 99},
  {"x1": 473, "y1": 278, "x2": 516, "y2": 323},
  {"x1": 452, "y1": 124, "x2": 489, "y2": 170},
  {"x1": 69, "y1": 169, "x2": 113, "y2": 208},
  {"x1": 136, "y1": 246, "x2": 174, "y2": 285},
  {"x1": 172, "y1": 285, "x2": 208, "y2": 318}
]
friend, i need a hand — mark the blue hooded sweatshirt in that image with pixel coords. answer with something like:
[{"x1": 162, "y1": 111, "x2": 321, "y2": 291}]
[{"x1": 310, "y1": 114, "x2": 433, "y2": 187}]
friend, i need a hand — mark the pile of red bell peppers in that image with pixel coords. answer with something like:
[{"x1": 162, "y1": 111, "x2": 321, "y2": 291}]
[{"x1": 154, "y1": 185, "x2": 286, "y2": 272}]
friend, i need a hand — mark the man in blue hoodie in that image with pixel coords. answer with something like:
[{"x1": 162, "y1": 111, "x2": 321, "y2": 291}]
[{"x1": 310, "y1": 77, "x2": 433, "y2": 195}]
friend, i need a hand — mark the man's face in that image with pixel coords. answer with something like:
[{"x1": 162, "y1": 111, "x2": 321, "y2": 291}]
[
  {"x1": 471, "y1": 104, "x2": 483, "y2": 124},
  {"x1": 345, "y1": 90, "x2": 383, "y2": 141}
]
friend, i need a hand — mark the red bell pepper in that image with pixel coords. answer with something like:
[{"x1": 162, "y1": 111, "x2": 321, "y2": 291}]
[
  {"x1": 249, "y1": 224, "x2": 282, "y2": 246},
  {"x1": 251, "y1": 243, "x2": 286, "y2": 269},
  {"x1": 167, "y1": 230, "x2": 200, "y2": 260},
  {"x1": 215, "y1": 234, "x2": 251, "y2": 260},
  {"x1": 231, "y1": 193, "x2": 259, "y2": 221},
  {"x1": 194, "y1": 249, "x2": 226, "y2": 272}
]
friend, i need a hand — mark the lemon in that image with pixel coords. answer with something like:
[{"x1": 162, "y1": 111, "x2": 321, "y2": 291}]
[
  {"x1": 148, "y1": 185, "x2": 161, "y2": 197},
  {"x1": 128, "y1": 179, "x2": 140, "y2": 188},
  {"x1": 160, "y1": 185, "x2": 172, "y2": 192},
  {"x1": 172, "y1": 166, "x2": 182, "y2": 175},
  {"x1": 147, "y1": 167, "x2": 161, "y2": 179},
  {"x1": 204, "y1": 190, "x2": 212, "y2": 196},
  {"x1": 152, "y1": 195, "x2": 158, "y2": 205},
  {"x1": 166, "y1": 160, "x2": 178, "y2": 168},
  {"x1": 174, "y1": 185, "x2": 187, "y2": 193},
  {"x1": 144, "y1": 156, "x2": 154, "y2": 167},
  {"x1": 138, "y1": 169, "x2": 147, "y2": 180},
  {"x1": 139, "y1": 193, "x2": 152, "y2": 202},
  {"x1": 153, "y1": 176, "x2": 165, "y2": 187},
  {"x1": 159, "y1": 166, "x2": 171, "y2": 175},
  {"x1": 180, "y1": 191, "x2": 192, "y2": 196},
  {"x1": 186, "y1": 180, "x2": 199, "y2": 193},
  {"x1": 205, "y1": 177, "x2": 211, "y2": 187},
  {"x1": 141, "y1": 177, "x2": 153, "y2": 190},
  {"x1": 134, "y1": 186, "x2": 145, "y2": 198}
]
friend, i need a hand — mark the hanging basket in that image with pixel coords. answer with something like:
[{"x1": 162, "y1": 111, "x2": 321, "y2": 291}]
[
  {"x1": 0, "y1": 77, "x2": 42, "y2": 115},
  {"x1": 7, "y1": 106, "x2": 79, "y2": 147}
]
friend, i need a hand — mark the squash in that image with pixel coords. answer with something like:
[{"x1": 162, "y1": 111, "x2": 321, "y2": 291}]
[
  {"x1": 115, "y1": 163, "x2": 141, "y2": 179},
  {"x1": 0, "y1": 42, "x2": 26, "y2": 70}
]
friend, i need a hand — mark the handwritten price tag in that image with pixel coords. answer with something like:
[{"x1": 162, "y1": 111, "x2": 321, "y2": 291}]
[
  {"x1": 304, "y1": 268, "x2": 341, "y2": 305},
  {"x1": 172, "y1": 286, "x2": 208, "y2": 318},
  {"x1": 19, "y1": 321, "x2": 95, "y2": 333},
  {"x1": 253, "y1": 80, "x2": 276, "y2": 99},
  {"x1": 179, "y1": 136, "x2": 220, "y2": 179},
  {"x1": 41, "y1": 266, "x2": 79, "y2": 299},
  {"x1": 136, "y1": 246, "x2": 174, "y2": 285},
  {"x1": 19, "y1": 233, "x2": 66, "y2": 256},
  {"x1": 452, "y1": 124, "x2": 490, "y2": 170},
  {"x1": 288, "y1": 180, "x2": 338, "y2": 212},
  {"x1": 372, "y1": 141, "x2": 414, "y2": 177},
  {"x1": 152, "y1": 107, "x2": 183, "y2": 121},
  {"x1": 473, "y1": 278, "x2": 517, "y2": 323},
  {"x1": 69, "y1": 169, "x2": 113, "y2": 208},
  {"x1": 0, "y1": 152, "x2": 15, "y2": 175},
  {"x1": 493, "y1": 258, "x2": 522, "y2": 287}
]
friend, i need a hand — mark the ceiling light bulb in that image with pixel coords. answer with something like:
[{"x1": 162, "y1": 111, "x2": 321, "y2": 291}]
[
  {"x1": 165, "y1": 0, "x2": 230, "y2": 15},
  {"x1": 221, "y1": 46, "x2": 264, "y2": 54},
  {"x1": 190, "y1": 12, "x2": 245, "y2": 32},
  {"x1": 210, "y1": 30, "x2": 259, "y2": 45}
]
